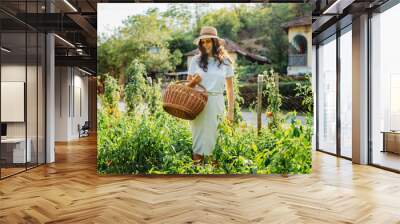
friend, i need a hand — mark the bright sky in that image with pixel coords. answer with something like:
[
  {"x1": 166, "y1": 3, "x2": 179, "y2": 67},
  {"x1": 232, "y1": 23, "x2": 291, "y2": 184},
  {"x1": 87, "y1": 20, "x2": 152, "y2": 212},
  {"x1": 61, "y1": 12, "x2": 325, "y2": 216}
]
[{"x1": 97, "y1": 3, "x2": 257, "y2": 36}]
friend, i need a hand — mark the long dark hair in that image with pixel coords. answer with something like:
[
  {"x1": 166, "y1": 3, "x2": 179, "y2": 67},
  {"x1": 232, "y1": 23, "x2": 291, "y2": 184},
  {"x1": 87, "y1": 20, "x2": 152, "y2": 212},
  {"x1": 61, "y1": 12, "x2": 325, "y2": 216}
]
[{"x1": 198, "y1": 38, "x2": 232, "y2": 72}]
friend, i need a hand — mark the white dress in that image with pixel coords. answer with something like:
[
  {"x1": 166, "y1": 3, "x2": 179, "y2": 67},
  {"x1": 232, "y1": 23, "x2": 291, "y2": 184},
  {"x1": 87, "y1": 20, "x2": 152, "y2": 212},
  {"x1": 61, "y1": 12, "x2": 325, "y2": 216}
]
[{"x1": 188, "y1": 55, "x2": 234, "y2": 156}]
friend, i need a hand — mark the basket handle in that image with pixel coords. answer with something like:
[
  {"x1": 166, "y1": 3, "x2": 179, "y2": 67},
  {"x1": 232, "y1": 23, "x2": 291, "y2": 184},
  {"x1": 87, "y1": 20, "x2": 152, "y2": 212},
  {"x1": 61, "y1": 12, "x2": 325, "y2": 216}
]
[
  {"x1": 175, "y1": 80, "x2": 207, "y2": 92},
  {"x1": 187, "y1": 74, "x2": 202, "y2": 88}
]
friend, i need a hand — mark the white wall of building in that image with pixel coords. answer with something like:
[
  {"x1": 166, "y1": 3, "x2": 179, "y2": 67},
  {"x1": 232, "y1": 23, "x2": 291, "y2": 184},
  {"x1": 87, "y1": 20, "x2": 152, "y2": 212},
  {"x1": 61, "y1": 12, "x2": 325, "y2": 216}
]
[{"x1": 55, "y1": 67, "x2": 89, "y2": 141}]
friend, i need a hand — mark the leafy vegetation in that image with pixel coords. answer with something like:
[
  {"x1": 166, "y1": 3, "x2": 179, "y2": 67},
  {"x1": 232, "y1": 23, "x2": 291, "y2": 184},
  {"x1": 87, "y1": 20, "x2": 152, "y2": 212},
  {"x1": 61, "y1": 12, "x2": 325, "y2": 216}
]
[
  {"x1": 124, "y1": 59, "x2": 148, "y2": 114},
  {"x1": 97, "y1": 73, "x2": 312, "y2": 175},
  {"x1": 295, "y1": 74, "x2": 313, "y2": 114}
]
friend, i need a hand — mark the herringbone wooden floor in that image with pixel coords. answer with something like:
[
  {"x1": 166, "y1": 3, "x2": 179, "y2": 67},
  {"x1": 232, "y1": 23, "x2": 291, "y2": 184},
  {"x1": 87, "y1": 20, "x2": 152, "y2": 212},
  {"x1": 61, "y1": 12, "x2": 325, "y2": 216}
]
[{"x1": 1, "y1": 135, "x2": 400, "y2": 224}]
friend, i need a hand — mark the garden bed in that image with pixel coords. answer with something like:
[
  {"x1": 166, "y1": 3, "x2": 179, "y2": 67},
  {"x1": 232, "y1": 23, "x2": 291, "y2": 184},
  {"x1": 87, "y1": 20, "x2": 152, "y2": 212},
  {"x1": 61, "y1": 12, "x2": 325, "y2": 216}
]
[
  {"x1": 97, "y1": 107, "x2": 312, "y2": 175},
  {"x1": 97, "y1": 73, "x2": 313, "y2": 175}
]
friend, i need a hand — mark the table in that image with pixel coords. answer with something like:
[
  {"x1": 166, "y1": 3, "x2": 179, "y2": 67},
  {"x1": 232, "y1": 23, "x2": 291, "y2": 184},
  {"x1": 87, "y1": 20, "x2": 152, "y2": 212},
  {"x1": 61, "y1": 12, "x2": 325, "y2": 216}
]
[
  {"x1": 381, "y1": 131, "x2": 400, "y2": 154},
  {"x1": 1, "y1": 138, "x2": 32, "y2": 164}
]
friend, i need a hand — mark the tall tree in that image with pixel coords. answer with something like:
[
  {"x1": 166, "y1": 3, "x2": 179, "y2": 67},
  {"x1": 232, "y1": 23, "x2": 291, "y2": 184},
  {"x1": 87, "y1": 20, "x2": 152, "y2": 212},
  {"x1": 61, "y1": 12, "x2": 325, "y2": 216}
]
[
  {"x1": 98, "y1": 9, "x2": 182, "y2": 79},
  {"x1": 196, "y1": 8, "x2": 241, "y2": 41}
]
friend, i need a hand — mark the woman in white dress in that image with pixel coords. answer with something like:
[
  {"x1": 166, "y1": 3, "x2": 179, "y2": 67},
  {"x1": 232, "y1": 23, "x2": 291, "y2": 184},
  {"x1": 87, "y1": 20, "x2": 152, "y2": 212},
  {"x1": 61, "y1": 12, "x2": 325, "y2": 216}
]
[{"x1": 187, "y1": 26, "x2": 235, "y2": 163}]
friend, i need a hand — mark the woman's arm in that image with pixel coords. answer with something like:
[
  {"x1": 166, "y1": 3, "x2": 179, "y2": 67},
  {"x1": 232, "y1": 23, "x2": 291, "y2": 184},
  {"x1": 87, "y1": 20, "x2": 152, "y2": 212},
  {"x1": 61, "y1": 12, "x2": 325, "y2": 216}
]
[{"x1": 225, "y1": 77, "x2": 234, "y2": 123}]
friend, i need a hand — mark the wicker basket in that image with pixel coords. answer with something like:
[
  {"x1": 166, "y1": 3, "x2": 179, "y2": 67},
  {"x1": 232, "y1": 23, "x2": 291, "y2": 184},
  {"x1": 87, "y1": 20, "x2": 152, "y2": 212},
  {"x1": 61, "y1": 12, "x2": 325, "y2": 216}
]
[{"x1": 162, "y1": 80, "x2": 208, "y2": 120}]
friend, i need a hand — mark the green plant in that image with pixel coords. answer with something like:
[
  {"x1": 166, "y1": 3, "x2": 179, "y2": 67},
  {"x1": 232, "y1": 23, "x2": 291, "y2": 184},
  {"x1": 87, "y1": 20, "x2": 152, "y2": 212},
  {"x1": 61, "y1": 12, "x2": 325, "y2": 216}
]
[
  {"x1": 232, "y1": 74, "x2": 244, "y2": 123},
  {"x1": 255, "y1": 112, "x2": 312, "y2": 174},
  {"x1": 223, "y1": 73, "x2": 244, "y2": 124},
  {"x1": 143, "y1": 79, "x2": 163, "y2": 115},
  {"x1": 212, "y1": 118, "x2": 257, "y2": 174},
  {"x1": 263, "y1": 70, "x2": 282, "y2": 130},
  {"x1": 295, "y1": 73, "x2": 313, "y2": 114},
  {"x1": 102, "y1": 74, "x2": 120, "y2": 116},
  {"x1": 269, "y1": 112, "x2": 312, "y2": 174},
  {"x1": 124, "y1": 60, "x2": 147, "y2": 114}
]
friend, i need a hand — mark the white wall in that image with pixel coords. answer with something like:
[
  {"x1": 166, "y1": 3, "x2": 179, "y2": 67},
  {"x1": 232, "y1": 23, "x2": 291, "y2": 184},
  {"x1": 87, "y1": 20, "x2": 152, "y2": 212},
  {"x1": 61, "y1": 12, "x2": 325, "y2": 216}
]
[
  {"x1": 71, "y1": 72, "x2": 89, "y2": 138},
  {"x1": 55, "y1": 67, "x2": 89, "y2": 141},
  {"x1": 1, "y1": 65, "x2": 42, "y2": 137},
  {"x1": 1, "y1": 65, "x2": 26, "y2": 139},
  {"x1": 1, "y1": 63, "x2": 46, "y2": 164},
  {"x1": 55, "y1": 66, "x2": 69, "y2": 141}
]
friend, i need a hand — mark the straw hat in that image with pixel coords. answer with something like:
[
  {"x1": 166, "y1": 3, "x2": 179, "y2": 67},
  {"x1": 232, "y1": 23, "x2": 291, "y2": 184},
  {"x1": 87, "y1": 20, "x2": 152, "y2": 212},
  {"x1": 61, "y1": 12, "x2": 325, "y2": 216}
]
[{"x1": 193, "y1": 26, "x2": 225, "y2": 45}]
